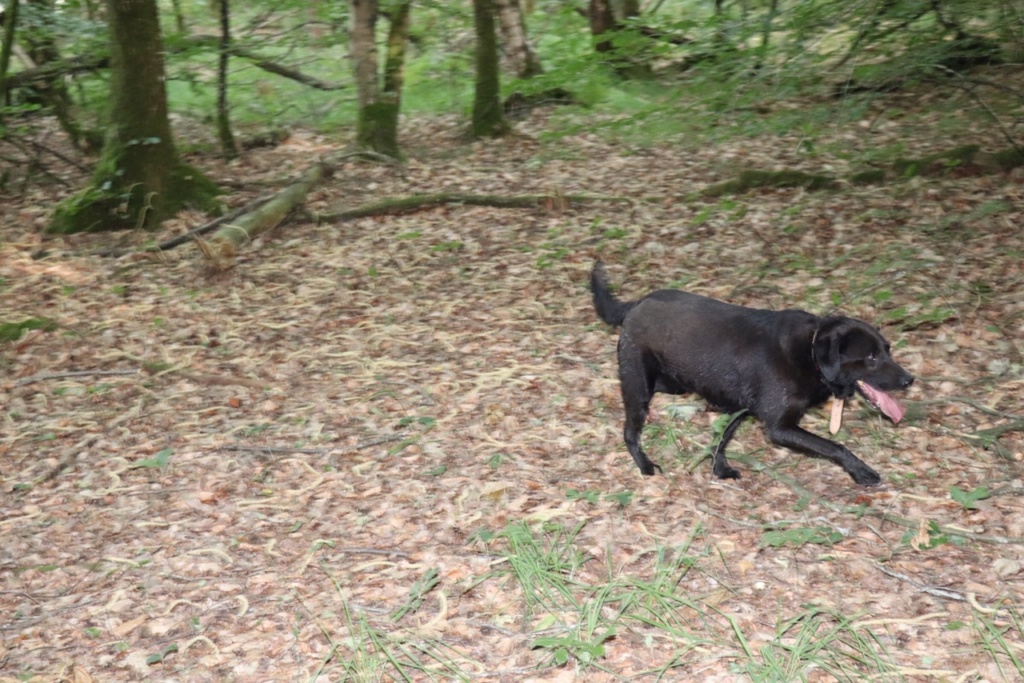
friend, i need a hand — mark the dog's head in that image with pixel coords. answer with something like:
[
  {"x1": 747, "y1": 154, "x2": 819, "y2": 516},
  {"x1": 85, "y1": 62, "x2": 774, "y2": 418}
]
[{"x1": 813, "y1": 317, "x2": 914, "y2": 423}]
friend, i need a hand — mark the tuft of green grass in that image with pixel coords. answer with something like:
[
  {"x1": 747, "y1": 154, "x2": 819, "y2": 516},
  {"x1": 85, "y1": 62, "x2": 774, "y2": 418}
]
[
  {"x1": 486, "y1": 521, "x2": 588, "y2": 613},
  {"x1": 731, "y1": 605, "x2": 902, "y2": 682},
  {"x1": 312, "y1": 567, "x2": 476, "y2": 682},
  {"x1": 975, "y1": 604, "x2": 1024, "y2": 679}
]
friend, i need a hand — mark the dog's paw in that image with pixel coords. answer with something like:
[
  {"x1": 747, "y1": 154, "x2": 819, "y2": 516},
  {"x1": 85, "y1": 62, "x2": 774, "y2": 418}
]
[
  {"x1": 638, "y1": 461, "x2": 663, "y2": 476},
  {"x1": 713, "y1": 465, "x2": 742, "y2": 480},
  {"x1": 849, "y1": 466, "x2": 881, "y2": 487}
]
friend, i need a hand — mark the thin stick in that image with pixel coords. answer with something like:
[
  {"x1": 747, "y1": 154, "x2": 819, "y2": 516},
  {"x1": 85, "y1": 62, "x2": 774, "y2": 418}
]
[{"x1": 14, "y1": 368, "x2": 139, "y2": 387}]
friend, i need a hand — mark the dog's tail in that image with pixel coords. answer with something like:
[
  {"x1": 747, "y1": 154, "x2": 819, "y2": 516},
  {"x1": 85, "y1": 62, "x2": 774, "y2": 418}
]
[{"x1": 590, "y1": 261, "x2": 636, "y2": 327}]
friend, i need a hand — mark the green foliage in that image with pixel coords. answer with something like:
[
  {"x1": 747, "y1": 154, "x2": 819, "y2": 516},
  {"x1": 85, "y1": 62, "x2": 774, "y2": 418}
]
[
  {"x1": 900, "y1": 520, "x2": 953, "y2": 550},
  {"x1": 0, "y1": 318, "x2": 57, "y2": 342},
  {"x1": 145, "y1": 642, "x2": 179, "y2": 665},
  {"x1": 128, "y1": 448, "x2": 172, "y2": 470},
  {"x1": 604, "y1": 490, "x2": 634, "y2": 507},
  {"x1": 8, "y1": 0, "x2": 1018, "y2": 160},
  {"x1": 531, "y1": 629, "x2": 614, "y2": 667},
  {"x1": 565, "y1": 488, "x2": 599, "y2": 504},
  {"x1": 762, "y1": 526, "x2": 845, "y2": 548},
  {"x1": 950, "y1": 485, "x2": 990, "y2": 510}
]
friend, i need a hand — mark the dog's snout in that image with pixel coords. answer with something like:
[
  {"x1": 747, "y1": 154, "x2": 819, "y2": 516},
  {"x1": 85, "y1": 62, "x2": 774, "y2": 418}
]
[{"x1": 900, "y1": 374, "x2": 914, "y2": 389}]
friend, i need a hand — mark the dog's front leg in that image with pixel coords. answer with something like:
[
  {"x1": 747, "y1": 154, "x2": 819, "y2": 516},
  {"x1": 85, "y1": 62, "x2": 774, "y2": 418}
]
[
  {"x1": 764, "y1": 424, "x2": 881, "y2": 486},
  {"x1": 711, "y1": 411, "x2": 748, "y2": 479}
]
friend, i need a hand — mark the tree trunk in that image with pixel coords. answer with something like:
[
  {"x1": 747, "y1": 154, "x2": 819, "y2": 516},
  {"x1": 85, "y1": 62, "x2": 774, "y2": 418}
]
[
  {"x1": 216, "y1": 0, "x2": 238, "y2": 159},
  {"x1": 350, "y1": 0, "x2": 406, "y2": 159},
  {"x1": 0, "y1": 0, "x2": 17, "y2": 108},
  {"x1": 48, "y1": 0, "x2": 219, "y2": 233},
  {"x1": 472, "y1": 0, "x2": 508, "y2": 138},
  {"x1": 374, "y1": 0, "x2": 410, "y2": 157},
  {"x1": 350, "y1": 0, "x2": 379, "y2": 113},
  {"x1": 588, "y1": 0, "x2": 650, "y2": 77},
  {"x1": 588, "y1": 0, "x2": 616, "y2": 53},
  {"x1": 754, "y1": 0, "x2": 779, "y2": 71},
  {"x1": 349, "y1": 0, "x2": 407, "y2": 158},
  {"x1": 494, "y1": 0, "x2": 542, "y2": 79}
]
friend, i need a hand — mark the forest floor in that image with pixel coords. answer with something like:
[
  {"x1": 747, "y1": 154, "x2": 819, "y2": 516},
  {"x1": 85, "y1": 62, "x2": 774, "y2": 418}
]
[{"x1": 2, "y1": 89, "x2": 1024, "y2": 683}]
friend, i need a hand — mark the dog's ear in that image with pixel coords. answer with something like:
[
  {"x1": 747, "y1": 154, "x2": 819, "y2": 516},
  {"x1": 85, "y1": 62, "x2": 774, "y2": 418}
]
[{"x1": 814, "y1": 320, "x2": 844, "y2": 382}]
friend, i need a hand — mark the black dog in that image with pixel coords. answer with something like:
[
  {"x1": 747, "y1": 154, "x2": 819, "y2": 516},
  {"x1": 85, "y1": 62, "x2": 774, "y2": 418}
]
[{"x1": 590, "y1": 262, "x2": 913, "y2": 485}]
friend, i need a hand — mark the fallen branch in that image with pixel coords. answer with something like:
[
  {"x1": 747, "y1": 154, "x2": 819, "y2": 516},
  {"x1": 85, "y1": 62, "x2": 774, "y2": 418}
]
[
  {"x1": 702, "y1": 170, "x2": 837, "y2": 197},
  {"x1": 199, "y1": 161, "x2": 329, "y2": 264},
  {"x1": 313, "y1": 191, "x2": 633, "y2": 223},
  {"x1": 851, "y1": 144, "x2": 1024, "y2": 185},
  {"x1": 701, "y1": 145, "x2": 1024, "y2": 196}
]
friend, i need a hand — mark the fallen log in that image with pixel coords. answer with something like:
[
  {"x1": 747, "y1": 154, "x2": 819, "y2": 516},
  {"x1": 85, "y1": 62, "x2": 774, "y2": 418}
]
[{"x1": 197, "y1": 161, "x2": 328, "y2": 265}]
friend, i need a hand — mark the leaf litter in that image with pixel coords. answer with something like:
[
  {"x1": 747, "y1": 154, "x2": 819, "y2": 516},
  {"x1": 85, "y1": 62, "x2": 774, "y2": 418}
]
[{"x1": 1, "y1": 101, "x2": 1023, "y2": 681}]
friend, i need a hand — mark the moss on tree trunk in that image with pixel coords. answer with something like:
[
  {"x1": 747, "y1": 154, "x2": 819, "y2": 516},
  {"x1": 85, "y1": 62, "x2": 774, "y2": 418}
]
[
  {"x1": 48, "y1": 0, "x2": 219, "y2": 234},
  {"x1": 357, "y1": 100, "x2": 402, "y2": 159},
  {"x1": 472, "y1": 0, "x2": 509, "y2": 138},
  {"x1": 350, "y1": 0, "x2": 409, "y2": 158}
]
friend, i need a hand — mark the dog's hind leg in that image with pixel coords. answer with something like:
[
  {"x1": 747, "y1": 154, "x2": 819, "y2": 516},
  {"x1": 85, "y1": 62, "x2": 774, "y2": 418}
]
[
  {"x1": 618, "y1": 337, "x2": 662, "y2": 475},
  {"x1": 711, "y1": 410, "x2": 748, "y2": 480}
]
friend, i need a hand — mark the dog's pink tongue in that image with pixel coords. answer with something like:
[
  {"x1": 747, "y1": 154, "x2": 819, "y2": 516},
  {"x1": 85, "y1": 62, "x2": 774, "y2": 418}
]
[{"x1": 857, "y1": 381, "x2": 905, "y2": 424}]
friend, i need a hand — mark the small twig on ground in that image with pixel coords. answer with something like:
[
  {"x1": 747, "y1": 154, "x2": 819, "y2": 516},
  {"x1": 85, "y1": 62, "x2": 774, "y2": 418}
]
[
  {"x1": 218, "y1": 444, "x2": 331, "y2": 455},
  {"x1": 14, "y1": 368, "x2": 140, "y2": 387},
  {"x1": 327, "y1": 150, "x2": 403, "y2": 166},
  {"x1": 875, "y1": 564, "x2": 1017, "y2": 618},
  {"x1": 731, "y1": 454, "x2": 1024, "y2": 545},
  {"x1": 217, "y1": 434, "x2": 406, "y2": 457},
  {"x1": 964, "y1": 419, "x2": 1024, "y2": 447},
  {"x1": 936, "y1": 396, "x2": 1021, "y2": 419},
  {"x1": 874, "y1": 563, "x2": 968, "y2": 602},
  {"x1": 338, "y1": 547, "x2": 412, "y2": 558}
]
